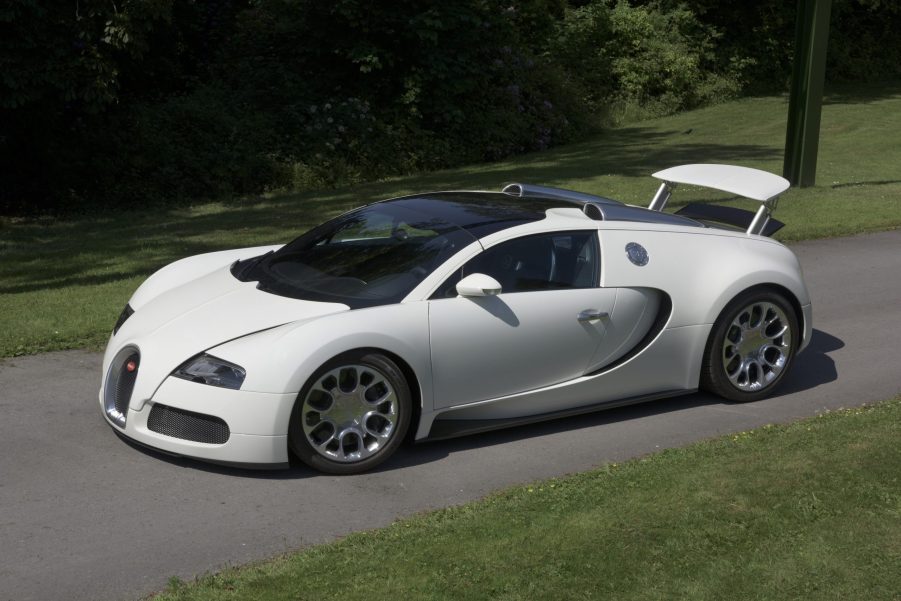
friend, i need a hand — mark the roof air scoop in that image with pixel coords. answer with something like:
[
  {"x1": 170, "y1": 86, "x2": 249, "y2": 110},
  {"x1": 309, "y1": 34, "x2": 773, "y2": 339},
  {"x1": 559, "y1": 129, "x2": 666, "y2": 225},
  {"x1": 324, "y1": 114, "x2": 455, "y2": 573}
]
[
  {"x1": 501, "y1": 183, "x2": 622, "y2": 206},
  {"x1": 501, "y1": 183, "x2": 524, "y2": 197},
  {"x1": 582, "y1": 203, "x2": 605, "y2": 221}
]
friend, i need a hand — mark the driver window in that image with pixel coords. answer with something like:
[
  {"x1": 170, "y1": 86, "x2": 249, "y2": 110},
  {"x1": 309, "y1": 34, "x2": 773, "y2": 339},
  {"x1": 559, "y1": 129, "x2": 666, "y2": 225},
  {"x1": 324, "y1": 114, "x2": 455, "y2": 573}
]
[{"x1": 432, "y1": 231, "x2": 599, "y2": 298}]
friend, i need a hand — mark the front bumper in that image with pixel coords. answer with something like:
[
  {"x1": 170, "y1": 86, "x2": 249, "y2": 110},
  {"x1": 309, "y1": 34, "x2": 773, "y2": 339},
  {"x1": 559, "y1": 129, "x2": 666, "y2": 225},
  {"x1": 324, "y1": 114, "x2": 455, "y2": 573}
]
[{"x1": 99, "y1": 375, "x2": 296, "y2": 466}]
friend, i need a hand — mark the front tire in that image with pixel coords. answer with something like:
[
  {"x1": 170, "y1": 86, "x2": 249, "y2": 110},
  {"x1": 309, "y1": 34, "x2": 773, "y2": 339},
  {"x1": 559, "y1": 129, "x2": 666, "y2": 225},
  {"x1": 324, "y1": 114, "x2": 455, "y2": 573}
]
[
  {"x1": 701, "y1": 289, "x2": 799, "y2": 402},
  {"x1": 289, "y1": 352, "x2": 411, "y2": 474}
]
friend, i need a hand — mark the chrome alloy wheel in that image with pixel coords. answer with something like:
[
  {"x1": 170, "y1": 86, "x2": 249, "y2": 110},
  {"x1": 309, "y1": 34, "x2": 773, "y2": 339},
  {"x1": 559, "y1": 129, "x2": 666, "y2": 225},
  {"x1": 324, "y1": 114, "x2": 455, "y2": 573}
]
[
  {"x1": 300, "y1": 364, "x2": 398, "y2": 463},
  {"x1": 721, "y1": 301, "x2": 793, "y2": 392}
]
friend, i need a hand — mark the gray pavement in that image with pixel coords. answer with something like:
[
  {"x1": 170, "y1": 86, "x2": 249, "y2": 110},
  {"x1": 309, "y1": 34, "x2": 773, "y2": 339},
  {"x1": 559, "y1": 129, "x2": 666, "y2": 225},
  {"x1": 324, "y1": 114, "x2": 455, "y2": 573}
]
[{"x1": 1, "y1": 229, "x2": 899, "y2": 601}]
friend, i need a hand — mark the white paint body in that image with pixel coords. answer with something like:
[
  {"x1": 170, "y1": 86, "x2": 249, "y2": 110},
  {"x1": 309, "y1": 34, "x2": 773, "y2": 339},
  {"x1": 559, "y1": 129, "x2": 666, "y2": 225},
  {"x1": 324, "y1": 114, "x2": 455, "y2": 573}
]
[{"x1": 99, "y1": 202, "x2": 812, "y2": 466}]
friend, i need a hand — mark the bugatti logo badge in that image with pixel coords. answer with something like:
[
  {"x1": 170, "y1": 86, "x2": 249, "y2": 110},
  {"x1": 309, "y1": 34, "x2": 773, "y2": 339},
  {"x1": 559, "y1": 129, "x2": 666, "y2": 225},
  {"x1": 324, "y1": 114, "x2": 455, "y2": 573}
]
[{"x1": 626, "y1": 242, "x2": 649, "y2": 266}]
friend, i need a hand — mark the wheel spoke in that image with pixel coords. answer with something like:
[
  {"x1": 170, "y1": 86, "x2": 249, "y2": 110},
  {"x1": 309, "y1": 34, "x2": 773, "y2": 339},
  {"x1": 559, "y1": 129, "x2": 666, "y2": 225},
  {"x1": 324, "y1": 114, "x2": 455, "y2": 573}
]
[
  {"x1": 760, "y1": 344, "x2": 785, "y2": 367},
  {"x1": 338, "y1": 367, "x2": 359, "y2": 393},
  {"x1": 306, "y1": 389, "x2": 333, "y2": 413},
  {"x1": 339, "y1": 429, "x2": 365, "y2": 459},
  {"x1": 747, "y1": 359, "x2": 762, "y2": 387},
  {"x1": 765, "y1": 324, "x2": 788, "y2": 341},
  {"x1": 363, "y1": 378, "x2": 391, "y2": 405},
  {"x1": 363, "y1": 412, "x2": 393, "y2": 439},
  {"x1": 308, "y1": 420, "x2": 336, "y2": 447}
]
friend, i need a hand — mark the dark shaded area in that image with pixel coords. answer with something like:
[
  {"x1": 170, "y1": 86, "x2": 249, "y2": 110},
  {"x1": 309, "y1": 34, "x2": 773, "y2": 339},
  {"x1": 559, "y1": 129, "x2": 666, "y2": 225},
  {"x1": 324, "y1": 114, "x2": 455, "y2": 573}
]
[
  {"x1": 467, "y1": 297, "x2": 521, "y2": 328},
  {"x1": 776, "y1": 328, "x2": 842, "y2": 394},
  {"x1": 821, "y1": 80, "x2": 901, "y2": 105},
  {"x1": 2, "y1": 0, "x2": 899, "y2": 216},
  {"x1": 675, "y1": 202, "x2": 785, "y2": 236}
]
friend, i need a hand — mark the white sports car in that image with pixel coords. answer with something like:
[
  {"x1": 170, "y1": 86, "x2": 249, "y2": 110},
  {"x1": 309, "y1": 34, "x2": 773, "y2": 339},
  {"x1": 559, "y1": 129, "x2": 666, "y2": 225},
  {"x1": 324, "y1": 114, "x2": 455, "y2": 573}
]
[{"x1": 100, "y1": 164, "x2": 812, "y2": 473}]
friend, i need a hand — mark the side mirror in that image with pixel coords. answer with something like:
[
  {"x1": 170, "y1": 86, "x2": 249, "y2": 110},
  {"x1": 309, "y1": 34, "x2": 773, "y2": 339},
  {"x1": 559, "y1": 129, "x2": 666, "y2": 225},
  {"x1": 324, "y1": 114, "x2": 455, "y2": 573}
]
[{"x1": 456, "y1": 273, "x2": 502, "y2": 297}]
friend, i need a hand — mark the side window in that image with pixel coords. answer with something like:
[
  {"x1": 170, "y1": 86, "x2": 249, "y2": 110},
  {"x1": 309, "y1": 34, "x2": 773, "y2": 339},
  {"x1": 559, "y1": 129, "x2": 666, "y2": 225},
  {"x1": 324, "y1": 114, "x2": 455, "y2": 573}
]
[{"x1": 432, "y1": 231, "x2": 599, "y2": 298}]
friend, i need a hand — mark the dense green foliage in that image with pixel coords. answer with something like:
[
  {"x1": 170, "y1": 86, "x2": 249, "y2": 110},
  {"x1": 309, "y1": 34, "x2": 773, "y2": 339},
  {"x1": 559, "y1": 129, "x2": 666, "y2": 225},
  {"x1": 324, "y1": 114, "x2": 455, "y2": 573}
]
[
  {"x1": 2, "y1": 0, "x2": 900, "y2": 215},
  {"x1": 552, "y1": 2, "x2": 745, "y2": 120},
  {"x1": 651, "y1": 0, "x2": 901, "y2": 90}
]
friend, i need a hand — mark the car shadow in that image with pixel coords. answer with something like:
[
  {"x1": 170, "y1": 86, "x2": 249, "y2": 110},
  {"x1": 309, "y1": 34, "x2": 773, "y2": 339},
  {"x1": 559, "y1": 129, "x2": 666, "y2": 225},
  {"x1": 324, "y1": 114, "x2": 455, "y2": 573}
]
[
  {"x1": 769, "y1": 328, "x2": 842, "y2": 395},
  {"x1": 122, "y1": 328, "x2": 843, "y2": 478}
]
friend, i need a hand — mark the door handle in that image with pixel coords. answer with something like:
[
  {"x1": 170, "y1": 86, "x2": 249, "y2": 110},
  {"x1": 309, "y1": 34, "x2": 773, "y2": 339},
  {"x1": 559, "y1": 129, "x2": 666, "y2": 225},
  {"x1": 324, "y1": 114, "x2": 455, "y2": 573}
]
[{"x1": 577, "y1": 309, "x2": 608, "y2": 322}]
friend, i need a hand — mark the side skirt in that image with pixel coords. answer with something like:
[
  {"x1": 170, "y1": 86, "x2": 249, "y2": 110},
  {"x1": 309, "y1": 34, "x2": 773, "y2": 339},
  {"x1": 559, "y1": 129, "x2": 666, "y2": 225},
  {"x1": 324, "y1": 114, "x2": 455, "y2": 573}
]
[{"x1": 423, "y1": 388, "x2": 692, "y2": 442}]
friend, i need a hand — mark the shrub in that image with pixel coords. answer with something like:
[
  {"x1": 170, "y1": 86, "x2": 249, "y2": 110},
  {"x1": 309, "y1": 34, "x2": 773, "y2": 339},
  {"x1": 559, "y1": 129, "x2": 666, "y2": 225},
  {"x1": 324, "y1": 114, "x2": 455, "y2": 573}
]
[{"x1": 553, "y1": 0, "x2": 746, "y2": 121}]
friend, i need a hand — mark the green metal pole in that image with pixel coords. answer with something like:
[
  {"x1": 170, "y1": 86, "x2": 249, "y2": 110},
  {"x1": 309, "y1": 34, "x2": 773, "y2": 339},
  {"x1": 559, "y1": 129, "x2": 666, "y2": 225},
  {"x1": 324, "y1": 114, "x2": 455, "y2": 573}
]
[{"x1": 783, "y1": 0, "x2": 833, "y2": 187}]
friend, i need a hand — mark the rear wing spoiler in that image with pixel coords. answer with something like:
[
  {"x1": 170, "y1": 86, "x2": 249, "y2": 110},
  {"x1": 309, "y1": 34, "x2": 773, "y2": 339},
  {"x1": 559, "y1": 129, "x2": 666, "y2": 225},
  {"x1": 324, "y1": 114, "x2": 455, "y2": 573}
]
[{"x1": 648, "y1": 164, "x2": 790, "y2": 236}]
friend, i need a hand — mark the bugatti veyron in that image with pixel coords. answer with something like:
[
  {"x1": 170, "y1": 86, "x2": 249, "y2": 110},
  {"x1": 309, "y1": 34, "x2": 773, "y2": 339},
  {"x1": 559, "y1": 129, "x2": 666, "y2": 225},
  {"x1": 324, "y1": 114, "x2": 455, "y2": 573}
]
[{"x1": 100, "y1": 164, "x2": 812, "y2": 473}]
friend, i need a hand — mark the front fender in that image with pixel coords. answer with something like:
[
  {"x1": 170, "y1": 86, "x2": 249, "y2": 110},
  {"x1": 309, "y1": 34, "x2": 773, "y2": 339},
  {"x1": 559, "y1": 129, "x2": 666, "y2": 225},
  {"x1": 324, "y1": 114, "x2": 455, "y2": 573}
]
[{"x1": 207, "y1": 301, "x2": 433, "y2": 411}]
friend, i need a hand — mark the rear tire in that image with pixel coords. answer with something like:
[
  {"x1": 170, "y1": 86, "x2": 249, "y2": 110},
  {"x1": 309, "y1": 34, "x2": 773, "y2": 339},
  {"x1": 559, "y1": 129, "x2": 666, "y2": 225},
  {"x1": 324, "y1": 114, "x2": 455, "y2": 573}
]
[
  {"x1": 701, "y1": 289, "x2": 798, "y2": 403},
  {"x1": 289, "y1": 351, "x2": 411, "y2": 474}
]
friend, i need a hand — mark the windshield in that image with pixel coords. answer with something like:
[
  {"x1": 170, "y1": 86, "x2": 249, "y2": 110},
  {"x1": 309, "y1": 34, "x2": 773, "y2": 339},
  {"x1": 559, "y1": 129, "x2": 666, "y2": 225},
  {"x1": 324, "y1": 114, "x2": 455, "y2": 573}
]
[{"x1": 233, "y1": 201, "x2": 477, "y2": 308}]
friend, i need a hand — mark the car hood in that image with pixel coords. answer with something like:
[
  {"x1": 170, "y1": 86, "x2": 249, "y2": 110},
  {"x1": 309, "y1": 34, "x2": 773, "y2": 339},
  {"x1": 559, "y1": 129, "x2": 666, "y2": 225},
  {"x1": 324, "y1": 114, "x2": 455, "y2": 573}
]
[{"x1": 106, "y1": 265, "x2": 348, "y2": 406}]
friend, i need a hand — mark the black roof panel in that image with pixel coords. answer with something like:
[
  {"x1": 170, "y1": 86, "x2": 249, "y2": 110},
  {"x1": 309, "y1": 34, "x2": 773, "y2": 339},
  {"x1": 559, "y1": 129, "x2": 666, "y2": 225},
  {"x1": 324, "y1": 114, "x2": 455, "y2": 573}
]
[{"x1": 384, "y1": 190, "x2": 703, "y2": 237}]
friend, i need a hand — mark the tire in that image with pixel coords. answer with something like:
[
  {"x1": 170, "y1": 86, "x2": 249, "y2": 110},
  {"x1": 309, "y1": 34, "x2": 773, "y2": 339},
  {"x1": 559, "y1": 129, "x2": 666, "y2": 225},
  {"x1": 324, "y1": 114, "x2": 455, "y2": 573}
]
[
  {"x1": 700, "y1": 289, "x2": 799, "y2": 403},
  {"x1": 289, "y1": 351, "x2": 412, "y2": 474}
]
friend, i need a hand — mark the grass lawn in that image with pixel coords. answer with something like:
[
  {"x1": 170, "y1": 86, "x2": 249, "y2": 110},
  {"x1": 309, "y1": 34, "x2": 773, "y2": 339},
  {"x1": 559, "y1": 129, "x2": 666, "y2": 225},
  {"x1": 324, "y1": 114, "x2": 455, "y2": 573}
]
[
  {"x1": 154, "y1": 398, "x2": 901, "y2": 601},
  {"x1": 1, "y1": 84, "x2": 900, "y2": 357}
]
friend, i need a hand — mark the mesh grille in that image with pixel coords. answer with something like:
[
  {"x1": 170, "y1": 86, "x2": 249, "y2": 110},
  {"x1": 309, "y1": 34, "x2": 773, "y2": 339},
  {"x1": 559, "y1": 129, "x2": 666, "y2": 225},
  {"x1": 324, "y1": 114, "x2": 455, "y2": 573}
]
[
  {"x1": 147, "y1": 404, "x2": 230, "y2": 444},
  {"x1": 114, "y1": 353, "x2": 139, "y2": 416}
]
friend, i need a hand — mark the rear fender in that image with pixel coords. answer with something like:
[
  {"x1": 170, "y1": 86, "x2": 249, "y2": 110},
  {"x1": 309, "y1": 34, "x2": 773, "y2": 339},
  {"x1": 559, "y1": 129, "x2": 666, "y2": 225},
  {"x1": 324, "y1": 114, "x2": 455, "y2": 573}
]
[{"x1": 600, "y1": 229, "x2": 809, "y2": 328}]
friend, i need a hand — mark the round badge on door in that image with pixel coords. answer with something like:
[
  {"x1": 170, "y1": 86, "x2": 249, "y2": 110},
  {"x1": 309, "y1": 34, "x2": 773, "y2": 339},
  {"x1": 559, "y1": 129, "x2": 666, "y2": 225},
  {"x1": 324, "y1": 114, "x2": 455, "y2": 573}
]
[{"x1": 625, "y1": 242, "x2": 649, "y2": 266}]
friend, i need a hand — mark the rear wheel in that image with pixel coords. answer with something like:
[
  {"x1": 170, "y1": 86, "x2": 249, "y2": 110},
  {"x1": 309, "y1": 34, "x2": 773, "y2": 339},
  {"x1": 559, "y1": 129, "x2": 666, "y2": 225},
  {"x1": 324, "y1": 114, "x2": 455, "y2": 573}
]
[
  {"x1": 701, "y1": 289, "x2": 798, "y2": 402},
  {"x1": 289, "y1": 352, "x2": 411, "y2": 474}
]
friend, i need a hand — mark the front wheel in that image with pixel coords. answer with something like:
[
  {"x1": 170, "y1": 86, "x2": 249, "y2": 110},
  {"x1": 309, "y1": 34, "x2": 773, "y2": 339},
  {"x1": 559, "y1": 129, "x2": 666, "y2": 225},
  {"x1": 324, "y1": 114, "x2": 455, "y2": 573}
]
[
  {"x1": 701, "y1": 290, "x2": 799, "y2": 402},
  {"x1": 289, "y1": 352, "x2": 411, "y2": 474}
]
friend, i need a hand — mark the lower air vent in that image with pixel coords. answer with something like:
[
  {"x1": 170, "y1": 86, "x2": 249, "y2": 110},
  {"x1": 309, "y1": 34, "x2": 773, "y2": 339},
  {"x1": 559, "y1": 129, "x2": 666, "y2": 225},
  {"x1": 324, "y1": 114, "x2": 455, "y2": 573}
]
[{"x1": 147, "y1": 404, "x2": 230, "y2": 444}]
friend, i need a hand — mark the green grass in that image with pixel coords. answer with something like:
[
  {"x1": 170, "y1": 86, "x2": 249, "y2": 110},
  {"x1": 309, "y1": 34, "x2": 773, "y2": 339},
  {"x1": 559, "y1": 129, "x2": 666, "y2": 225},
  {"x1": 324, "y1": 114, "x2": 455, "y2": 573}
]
[
  {"x1": 2, "y1": 85, "x2": 900, "y2": 357},
  {"x1": 153, "y1": 398, "x2": 901, "y2": 601}
]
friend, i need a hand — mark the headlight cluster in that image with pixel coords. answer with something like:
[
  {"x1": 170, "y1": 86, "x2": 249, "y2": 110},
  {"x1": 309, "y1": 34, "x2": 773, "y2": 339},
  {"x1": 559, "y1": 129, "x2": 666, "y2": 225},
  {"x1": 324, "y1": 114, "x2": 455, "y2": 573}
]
[{"x1": 172, "y1": 354, "x2": 246, "y2": 390}]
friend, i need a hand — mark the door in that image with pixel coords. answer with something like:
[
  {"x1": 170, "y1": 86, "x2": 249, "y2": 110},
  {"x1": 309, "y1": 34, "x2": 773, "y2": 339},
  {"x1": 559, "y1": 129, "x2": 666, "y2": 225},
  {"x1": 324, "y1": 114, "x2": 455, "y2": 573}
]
[{"x1": 428, "y1": 230, "x2": 617, "y2": 408}]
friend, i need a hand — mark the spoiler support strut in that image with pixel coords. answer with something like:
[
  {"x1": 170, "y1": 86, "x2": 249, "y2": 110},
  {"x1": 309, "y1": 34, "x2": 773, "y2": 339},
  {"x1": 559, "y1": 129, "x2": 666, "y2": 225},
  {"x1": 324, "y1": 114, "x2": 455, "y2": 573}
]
[{"x1": 648, "y1": 182, "x2": 675, "y2": 212}]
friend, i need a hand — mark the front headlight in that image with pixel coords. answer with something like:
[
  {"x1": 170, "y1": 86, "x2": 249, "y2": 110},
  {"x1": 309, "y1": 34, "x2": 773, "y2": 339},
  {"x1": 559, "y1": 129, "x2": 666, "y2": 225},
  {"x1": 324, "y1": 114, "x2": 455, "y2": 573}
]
[{"x1": 172, "y1": 354, "x2": 246, "y2": 390}]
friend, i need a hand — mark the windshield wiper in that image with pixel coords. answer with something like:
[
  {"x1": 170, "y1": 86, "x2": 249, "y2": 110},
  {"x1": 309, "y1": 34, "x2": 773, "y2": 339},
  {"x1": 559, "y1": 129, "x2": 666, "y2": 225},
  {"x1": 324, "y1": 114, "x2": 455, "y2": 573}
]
[{"x1": 231, "y1": 250, "x2": 274, "y2": 282}]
